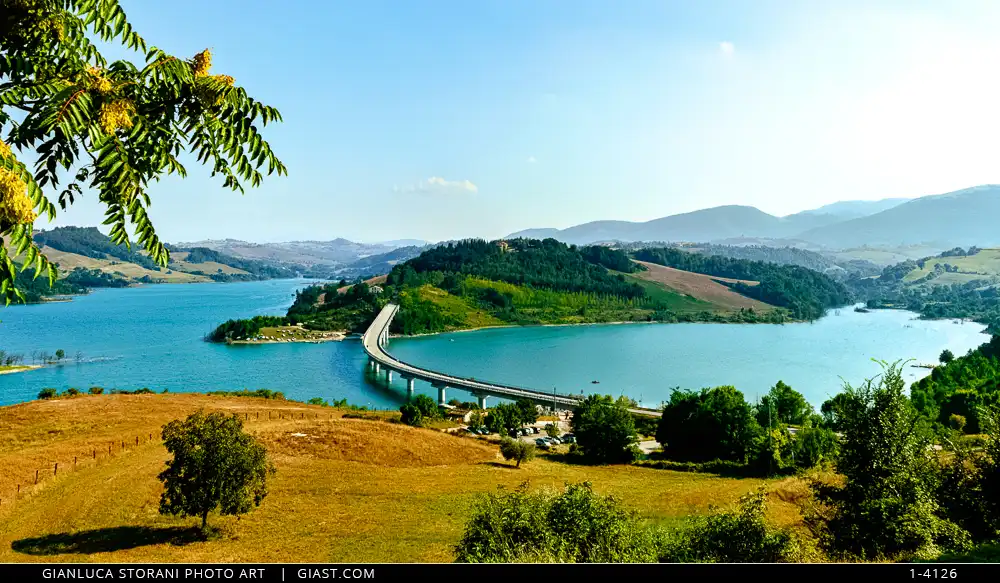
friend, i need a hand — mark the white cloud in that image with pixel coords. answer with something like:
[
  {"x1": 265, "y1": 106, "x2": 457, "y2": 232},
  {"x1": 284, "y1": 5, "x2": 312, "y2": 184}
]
[
  {"x1": 719, "y1": 41, "x2": 735, "y2": 56},
  {"x1": 395, "y1": 177, "x2": 478, "y2": 194},
  {"x1": 526, "y1": 156, "x2": 537, "y2": 163}
]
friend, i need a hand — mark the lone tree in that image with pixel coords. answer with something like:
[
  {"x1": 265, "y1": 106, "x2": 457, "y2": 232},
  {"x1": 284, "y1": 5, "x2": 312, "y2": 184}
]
[
  {"x1": 940, "y1": 349, "x2": 956, "y2": 364},
  {"x1": 499, "y1": 437, "x2": 535, "y2": 468},
  {"x1": 159, "y1": 411, "x2": 275, "y2": 530},
  {"x1": 0, "y1": 0, "x2": 285, "y2": 304}
]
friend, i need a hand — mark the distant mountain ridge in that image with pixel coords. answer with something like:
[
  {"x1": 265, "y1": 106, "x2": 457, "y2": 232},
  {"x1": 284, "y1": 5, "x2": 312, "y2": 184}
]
[{"x1": 506, "y1": 188, "x2": 997, "y2": 251}]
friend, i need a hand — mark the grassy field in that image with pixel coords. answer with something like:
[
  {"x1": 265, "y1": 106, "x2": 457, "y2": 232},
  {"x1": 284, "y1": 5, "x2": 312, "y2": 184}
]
[
  {"x1": 167, "y1": 252, "x2": 251, "y2": 277},
  {"x1": 0, "y1": 394, "x2": 809, "y2": 563},
  {"x1": 227, "y1": 325, "x2": 346, "y2": 344},
  {"x1": 40, "y1": 247, "x2": 211, "y2": 284},
  {"x1": 629, "y1": 261, "x2": 774, "y2": 312},
  {"x1": 832, "y1": 245, "x2": 946, "y2": 266},
  {"x1": 902, "y1": 248, "x2": 1000, "y2": 286}
]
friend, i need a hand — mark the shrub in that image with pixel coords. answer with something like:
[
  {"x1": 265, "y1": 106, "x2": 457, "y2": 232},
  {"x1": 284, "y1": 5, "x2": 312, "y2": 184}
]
[
  {"x1": 38, "y1": 388, "x2": 57, "y2": 400},
  {"x1": 658, "y1": 488, "x2": 803, "y2": 562},
  {"x1": 65, "y1": 387, "x2": 80, "y2": 396},
  {"x1": 455, "y1": 482, "x2": 658, "y2": 563},
  {"x1": 400, "y1": 403, "x2": 422, "y2": 426},
  {"x1": 499, "y1": 437, "x2": 536, "y2": 468},
  {"x1": 307, "y1": 397, "x2": 329, "y2": 406},
  {"x1": 545, "y1": 423, "x2": 560, "y2": 438},
  {"x1": 949, "y1": 414, "x2": 967, "y2": 432},
  {"x1": 411, "y1": 394, "x2": 440, "y2": 419},
  {"x1": 88, "y1": 386, "x2": 104, "y2": 395}
]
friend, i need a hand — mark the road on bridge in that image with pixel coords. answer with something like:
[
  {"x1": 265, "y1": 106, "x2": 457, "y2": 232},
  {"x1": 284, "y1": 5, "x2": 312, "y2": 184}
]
[{"x1": 361, "y1": 302, "x2": 662, "y2": 417}]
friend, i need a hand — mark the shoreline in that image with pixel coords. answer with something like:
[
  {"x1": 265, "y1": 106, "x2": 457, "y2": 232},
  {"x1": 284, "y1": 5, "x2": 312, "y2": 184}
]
[{"x1": 0, "y1": 365, "x2": 43, "y2": 376}]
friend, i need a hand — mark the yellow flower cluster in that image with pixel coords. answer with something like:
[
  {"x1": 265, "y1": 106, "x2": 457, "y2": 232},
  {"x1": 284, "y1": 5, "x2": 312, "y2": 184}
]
[
  {"x1": 0, "y1": 168, "x2": 36, "y2": 226},
  {"x1": 192, "y1": 49, "x2": 212, "y2": 77},
  {"x1": 97, "y1": 99, "x2": 135, "y2": 134},
  {"x1": 87, "y1": 66, "x2": 113, "y2": 94},
  {"x1": 215, "y1": 74, "x2": 235, "y2": 86},
  {"x1": 0, "y1": 139, "x2": 11, "y2": 161}
]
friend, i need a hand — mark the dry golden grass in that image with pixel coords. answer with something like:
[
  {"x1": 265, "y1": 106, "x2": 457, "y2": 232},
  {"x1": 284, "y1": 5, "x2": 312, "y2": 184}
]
[
  {"x1": 168, "y1": 252, "x2": 250, "y2": 277},
  {"x1": 0, "y1": 394, "x2": 809, "y2": 563},
  {"x1": 41, "y1": 247, "x2": 210, "y2": 283},
  {"x1": 631, "y1": 261, "x2": 774, "y2": 312}
]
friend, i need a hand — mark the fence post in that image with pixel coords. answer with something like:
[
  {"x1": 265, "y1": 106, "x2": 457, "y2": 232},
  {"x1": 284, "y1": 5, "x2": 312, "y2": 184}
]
[
  {"x1": 17, "y1": 484, "x2": 20, "y2": 495},
  {"x1": 74, "y1": 456, "x2": 77, "y2": 468},
  {"x1": 108, "y1": 443, "x2": 112, "y2": 456},
  {"x1": 135, "y1": 436, "x2": 139, "y2": 446},
  {"x1": 35, "y1": 469, "x2": 39, "y2": 484},
  {"x1": 93, "y1": 449, "x2": 96, "y2": 460},
  {"x1": 54, "y1": 463, "x2": 58, "y2": 476}
]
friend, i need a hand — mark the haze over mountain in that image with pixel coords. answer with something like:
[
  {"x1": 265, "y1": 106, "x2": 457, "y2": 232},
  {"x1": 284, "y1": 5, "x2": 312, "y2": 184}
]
[{"x1": 507, "y1": 188, "x2": 996, "y2": 251}]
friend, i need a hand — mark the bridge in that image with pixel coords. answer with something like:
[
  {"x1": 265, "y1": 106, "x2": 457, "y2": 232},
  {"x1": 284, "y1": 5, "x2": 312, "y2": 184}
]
[{"x1": 361, "y1": 303, "x2": 662, "y2": 417}]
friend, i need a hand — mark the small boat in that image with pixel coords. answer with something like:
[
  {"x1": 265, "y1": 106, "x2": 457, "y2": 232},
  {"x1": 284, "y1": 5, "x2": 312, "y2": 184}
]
[{"x1": 591, "y1": 380, "x2": 600, "y2": 384}]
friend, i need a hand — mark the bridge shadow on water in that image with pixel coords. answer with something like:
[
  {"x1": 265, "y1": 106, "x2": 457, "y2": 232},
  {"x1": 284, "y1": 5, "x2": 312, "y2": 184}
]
[{"x1": 11, "y1": 526, "x2": 206, "y2": 555}]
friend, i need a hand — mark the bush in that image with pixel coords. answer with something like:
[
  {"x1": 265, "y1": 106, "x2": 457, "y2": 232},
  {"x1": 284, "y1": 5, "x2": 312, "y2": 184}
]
[
  {"x1": 411, "y1": 394, "x2": 440, "y2": 419},
  {"x1": 545, "y1": 423, "x2": 559, "y2": 438},
  {"x1": 38, "y1": 388, "x2": 57, "y2": 400},
  {"x1": 400, "y1": 403, "x2": 422, "y2": 426},
  {"x1": 658, "y1": 488, "x2": 804, "y2": 562},
  {"x1": 88, "y1": 386, "x2": 104, "y2": 395},
  {"x1": 949, "y1": 414, "x2": 967, "y2": 432},
  {"x1": 455, "y1": 482, "x2": 658, "y2": 563},
  {"x1": 307, "y1": 397, "x2": 329, "y2": 406},
  {"x1": 65, "y1": 387, "x2": 80, "y2": 396},
  {"x1": 499, "y1": 437, "x2": 536, "y2": 468}
]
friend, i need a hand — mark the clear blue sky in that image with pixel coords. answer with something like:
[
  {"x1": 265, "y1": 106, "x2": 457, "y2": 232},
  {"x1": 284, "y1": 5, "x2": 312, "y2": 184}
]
[{"x1": 44, "y1": 0, "x2": 1000, "y2": 243}]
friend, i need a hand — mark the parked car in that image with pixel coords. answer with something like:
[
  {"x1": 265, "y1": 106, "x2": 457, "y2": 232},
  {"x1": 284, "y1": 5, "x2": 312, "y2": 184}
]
[
  {"x1": 508, "y1": 429, "x2": 518, "y2": 438},
  {"x1": 562, "y1": 435, "x2": 576, "y2": 444},
  {"x1": 531, "y1": 427, "x2": 540, "y2": 434},
  {"x1": 550, "y1": 437, "x2": 562, "y2": 445},
  {"x1": 535, "y1": 438, "x2": 550, "y2": 449}
]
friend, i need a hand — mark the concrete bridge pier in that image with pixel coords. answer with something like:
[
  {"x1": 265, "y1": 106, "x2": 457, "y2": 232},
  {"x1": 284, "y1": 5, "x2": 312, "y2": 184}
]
[
  {"x1": 373, "y1": 362, "x2": 380, "y2": 374},
  {"x1": 402, "y1": 375, "x2": 415, "y2": 396},
  {"x1": 474, "y1": 393, "x2": 488, "y2": 410},
  {"x1": 385, "y1": 369, "x2": 393, "y2": 383},
  {"x1": 433, "y1": 383, "x2": 447, "y2": 406}
]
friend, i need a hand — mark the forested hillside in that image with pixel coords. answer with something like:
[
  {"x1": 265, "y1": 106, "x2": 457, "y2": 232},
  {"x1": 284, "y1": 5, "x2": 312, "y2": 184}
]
[
  {"x1": 211, "y1": 238, "x2": 817, "y2": 340},
  {"x1": 632, "y1": 247, "x2": 852, "y2": 319},
  {"x1": 177, "y1": 247, "x2": 299, "y2": 280},
  {"x1": 389, "y1": 238, "x2": 645, "y2": 298},
  {"x1": 849, "y1": 247, "x2": 1000, "y2": 332},
  {"x1": 34, "y1": 227, "x2": 160, "y2": 270}
]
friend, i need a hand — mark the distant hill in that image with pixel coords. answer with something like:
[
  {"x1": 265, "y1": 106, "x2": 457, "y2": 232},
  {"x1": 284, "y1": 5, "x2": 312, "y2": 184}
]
[
  {"x1": 794, "y1": 198, "x2": 911, "y2": 220},
  {"x1": 507, "y1": 201, "x2": 887, "y2": 247},
  {"x1": 175, "y1": 238, "x2": 403, "y2": 267},
  {"x1": 796, "y1": 185, "x2": 1000, "y2": 249}
]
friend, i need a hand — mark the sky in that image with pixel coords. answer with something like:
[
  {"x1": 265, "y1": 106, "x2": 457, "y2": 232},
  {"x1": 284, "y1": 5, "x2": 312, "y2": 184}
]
[{"x1": 35, "y1": 0, "x2": 1000, "y2": 243}]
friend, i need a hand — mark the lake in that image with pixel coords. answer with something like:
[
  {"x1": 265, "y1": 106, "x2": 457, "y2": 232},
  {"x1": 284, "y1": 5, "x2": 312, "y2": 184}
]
[{"x1": 0, "y1": 279, "x2": 991, "y2": 409}]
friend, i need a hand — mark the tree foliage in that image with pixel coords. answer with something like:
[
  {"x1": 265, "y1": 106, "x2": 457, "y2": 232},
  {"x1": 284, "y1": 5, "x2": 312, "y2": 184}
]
[
  {"x1": 158, "y1": 411, "x2": 275, "y2": 529},
  {"x1": 499, "y1": 437, "x2": 535, "y2": 468},
  {"x1": 0, "y1": 0, "x2": 286, "y2": 304},
  {"x1": 756, "y1": 381, "x2": 814, "y2": 427},
  {"x1": 807, "y1": 361, "x2": 970, "y2": 560},
  {"x1": 657, "y1": 386, "x2": 761, "y2": 463},
  {"x1": 633, "y1": 247, "x2": 851, "y2": 319},
  {"x1": 571, "y1": 394, "x2": 639, "y2": 463}
]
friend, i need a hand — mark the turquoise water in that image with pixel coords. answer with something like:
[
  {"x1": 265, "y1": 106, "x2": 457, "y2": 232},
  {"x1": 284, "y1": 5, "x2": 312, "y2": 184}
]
[{"x1": 0, "y1": 280, "x2": 992, "y2": 409}]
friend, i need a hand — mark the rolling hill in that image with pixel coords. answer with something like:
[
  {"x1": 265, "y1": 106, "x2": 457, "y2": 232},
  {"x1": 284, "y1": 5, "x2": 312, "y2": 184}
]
[
  {"x1": 506, "y1": 188, "x2": 996, "y2": 252},
  {"x1": 796, "y1": 185, "x2": 1000, "y2": 249}
]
